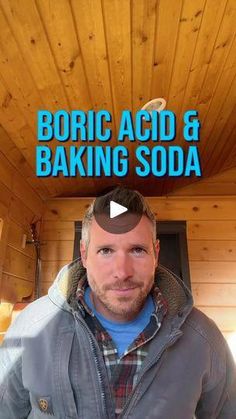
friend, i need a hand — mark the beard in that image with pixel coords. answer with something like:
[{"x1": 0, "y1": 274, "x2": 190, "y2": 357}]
[{"x1": 87, "y1": 275, "x2": 154, "y2": 321}]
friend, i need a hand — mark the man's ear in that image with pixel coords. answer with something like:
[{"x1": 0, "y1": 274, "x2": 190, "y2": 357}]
[
  {"x1": 154, "y1": 239, "x2": 160, "y2": 268},
  {"x1": 80, "y1": 240, "x2": 87, "y2": 268}
]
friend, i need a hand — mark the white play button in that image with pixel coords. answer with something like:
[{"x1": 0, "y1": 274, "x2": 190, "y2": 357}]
[
  {"x1": 94, "y1": 193, "x2": 142, "y2": 234},
  {"x1": 110, "y1": 201, "x2": 128, "y2": 218}
]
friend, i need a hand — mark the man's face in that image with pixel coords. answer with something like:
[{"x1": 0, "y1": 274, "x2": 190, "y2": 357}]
[{"x1": 80, "y1": 215, "x2": 159, "y2": 322}]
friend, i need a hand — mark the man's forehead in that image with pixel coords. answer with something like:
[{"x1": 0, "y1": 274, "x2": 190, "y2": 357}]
[{"x1": 89, "y1": 215, "x2": 153, "y2": 243}]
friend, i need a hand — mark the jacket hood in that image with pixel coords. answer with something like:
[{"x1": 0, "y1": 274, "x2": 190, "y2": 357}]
[{"x1": 48, "y1": 259, "x2": 193, "y2": 323}]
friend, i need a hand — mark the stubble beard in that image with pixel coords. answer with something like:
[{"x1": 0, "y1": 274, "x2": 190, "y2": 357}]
[{"x1": 88, "y1": 276, "x2": 155, "y2": 321}]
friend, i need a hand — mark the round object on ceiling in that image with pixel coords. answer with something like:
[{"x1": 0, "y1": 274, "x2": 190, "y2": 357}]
[{"x1": 141, "y1": 98, "x2": 166, "y2": 113}]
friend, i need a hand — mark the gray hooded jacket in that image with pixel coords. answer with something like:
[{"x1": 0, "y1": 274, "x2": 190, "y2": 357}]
[{"x1": 0, "y1": 260, "x2": 236, "y2": 419}]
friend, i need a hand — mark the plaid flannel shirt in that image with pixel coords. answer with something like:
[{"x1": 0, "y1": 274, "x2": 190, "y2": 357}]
[{"x1": 76, "y1": 279, "x2": 168, "y2": 417}]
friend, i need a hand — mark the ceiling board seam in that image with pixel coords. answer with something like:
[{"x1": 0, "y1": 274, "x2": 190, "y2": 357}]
[
  {"x1": 165, "y1": 0, "x2": 184, "y2": 106},
  {"x1": 0, "y1": 126, "x2": 49, "y2": 203},
  {"x1": 34, "y1": 0, "x2": 71, "y2": 110},
  {"x1": 177, "y1": 0, "x2": 207, "y2": 121},
  {"x1": 0, "y1": 74, "x2": 36, "y2": 145},
  {"x1": 6, "y1": 244, "x2": 36, "y2": 260},
  {"x1": 213, "y1": 123, "x2": 236, "y2": 174},
  {"x1": 130, "y1": 0, "x2": 135, "y2": 189},
  {"x1": 1, "y1": 122, "x2": 52, "y2": 200},
  {"x1": 191, "y1": 0, "x2": 229, "y2": 114},
  {"x1": 67, "y1": 0, "x2": 98, "y2": 194},
  {"x1": 223, "y1": 133, "x2": 236, "y2": 170},
  {"x1": 130, "y1": 0, "x2": 134, "y2": 114},
  {"x1": 150, "y1": 0, "x2": 159, "y2": 99},
  {"x1": 8, "y1": 215, "x2": 39, "y2": 232},
  {"x1": 159, "y1": 0, "x2": 183, "y2": 196},
  {"x1": 0, "y1": 3, "x2": 48, "y2": 108},
  {"x1": 163, "y1": 1, "x2": 234, "y2": 197},
  {"x1": 100, "y1": 0, "x2": 118, "y2": 137},
  {"x1": 45, "y1": 195, "x2": 236, "y2": 199},
  {"x1": 0, "y1": 2, "x2": 63, "y2": 197},
  {"x1": 205, "y1": 99, "x2": 236, "y2": 175},
  {"x1": 1, "y1": 271, "x2": 34, "y2": 282},
  {"x1": 191, "y1": 281, "x2": 236, "y2": 286},
  {"x1": 69, "y1": 0, "x2": 93, "y2": 108},
  {"x1": 165, "y1": 3, "x2": 235, "y2": 195},
  {"x1": 165, "y1": 0, "x2": 228, "y2": 195},
  {"x1": 163, "y1": 0, "x2": 207, "y2": 195},
  {"x1": 194, "y1": 0, "x2": 233, "y2": 125},
  {"x1": 199, "y1": 72, "x2": 235, "y2": 171},
  {"x1": 0, "y1": 149, "x2": 46, "y2": 204},
  {"x1": 189, "y1": 239, "x2": 236, "y2": 243}
]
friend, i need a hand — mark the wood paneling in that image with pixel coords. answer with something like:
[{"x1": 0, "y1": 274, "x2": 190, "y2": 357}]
[
  {"x1": 102, "y1": 0, "x2": 132, "y2": 128},
  {"x1": 190, "y1": 261, "x2": 236, "y2": 283},
  {"x1": 0, "y1": 303, "x2": 12, "y2": 333},
  {"x1": 0, "y1": 214, "x2": 9, "y2": 301},
  {"x1": 167, "y1": 0, "x2": 206, "y2": 115},
  {"x1": 0, "y1": 1, "x2": 65, "y2": 197},
  {"x1": 132, "y1": 0, "x2": 157, "y2": 112},
  {"x1": 43, "y1": 198, "x2": 92, "y2": 220},
  {"x1": 8, "y1": 195, "x2": 38, "y2": 231},
  {"x1": 0, "y1": 0, "x2": 235, "y2": 198},
  {"x1": 41, "y1": 240, "x2": 73, "y2": 261},
  {"x1": 0, "y1": 150, "x2": 43, "y2": 218},
  {"x1": 0, "y1": 147, "x2": 44, "y2": 338},
  {"x1": 1, "y1": 274, "x2": 33, "y2": 303},
  {"x1": 41, "y1": 220, "x2": 74, "y2": 241},
  {"x1": 44, "y1": 196, "x2": 236, "y2": 221},
  {"x1": 0, "y1": 127, "x2": 50, "y2": 200},
  {"x1": 188, "y1": 240, "x2": 236, "y2": 261},
  {"x1": 0, "y1": 218, "x2": 3, "y2": 239},
  {"x1": 3, "y1": 247, "x2": 35, "y2": 279},
  {"x1": 40, "y1": 281, "x2": 54, "y2": 297},
  {"x1": 36, "y1": 0, "x2": 91, "y2": 112},
  {"x1": 1, "y1": 0, "x2": 68, "y2": 110},
  {"x1": 41, "y1": 260, "x2": 70, "y2": 283},
  {"x1": 200, "y1": 307, "x2": 236, "y2": 331},
  {"x1": 151, "y1": 0, "x2": 182, "y2": 100},
  {"x1": 170, "y1": 167, "x2": 236, "y2": 196},
  {"x1": 187, "y1": 220, "x2": 236, "y2": 240},
  {"x1": 71, "y1": 0, "x2": 111, "y2": 112},
  {"x1": 192, "y1": 283, "x2": 236, "y2": 306},
  {"x1": 7, "y1": 221, "x2": 35, "y2": 258}
]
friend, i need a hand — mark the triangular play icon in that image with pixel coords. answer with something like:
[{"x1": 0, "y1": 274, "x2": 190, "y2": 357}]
[{"x1": 110, "y1": 201, "x2": 128, "y2": 219}]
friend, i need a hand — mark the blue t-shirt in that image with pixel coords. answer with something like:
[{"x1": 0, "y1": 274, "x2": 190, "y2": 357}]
[{"x1": 85, "y1": 287, "x2": 154, "y2": 357}]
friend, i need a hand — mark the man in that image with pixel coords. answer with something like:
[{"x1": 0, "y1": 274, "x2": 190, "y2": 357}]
[{"x1": 0, "y1": 187, "x2": 235, "y2": 418}]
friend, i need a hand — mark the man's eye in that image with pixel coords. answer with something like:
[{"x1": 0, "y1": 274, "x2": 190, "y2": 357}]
[
  {"x1": 98, "y1": 248, "x2": 113, "y2": 255},
  {"x1": 132, "y1": 247, "x2": 146, "y2": 255}
]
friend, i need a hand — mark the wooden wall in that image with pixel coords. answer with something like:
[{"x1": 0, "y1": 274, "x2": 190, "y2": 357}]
[
  {"x1": 170, "y1": 167, "x2": 236, "y2": 196},
  {"x1": 0, "y1": 0, "x2": 235, "y2": 198},
  {"x1": 41, "y1": 196, "x2": 236, "y2": 344},
  {"x1": 0, "y1": 151, "x2": 44, "y2": 342}
]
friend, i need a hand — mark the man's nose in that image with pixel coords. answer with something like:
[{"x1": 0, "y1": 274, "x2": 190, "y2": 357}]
[{"x1": 113, "y1": 253, "x2": 134, "y2": 280}]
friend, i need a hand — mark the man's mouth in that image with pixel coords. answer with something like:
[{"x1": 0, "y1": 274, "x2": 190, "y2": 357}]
[{"x1": 110, "y1": 287, "x2": 138, "y2": 295}]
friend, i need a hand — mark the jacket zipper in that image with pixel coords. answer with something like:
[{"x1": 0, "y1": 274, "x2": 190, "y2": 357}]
[
  {"x1": 74, "y1": 312, "x2": 113, "y2": 419},
  {"x1": 120, "y1": 331, "x2": 182, "y2": 418}
]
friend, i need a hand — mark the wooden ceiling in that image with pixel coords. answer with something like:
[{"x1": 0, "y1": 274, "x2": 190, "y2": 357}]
[{"x1": 0, "y1": 0, "x2": 235, "y2": 199}]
